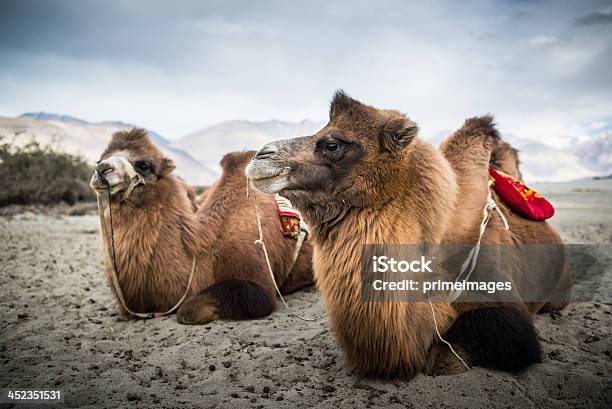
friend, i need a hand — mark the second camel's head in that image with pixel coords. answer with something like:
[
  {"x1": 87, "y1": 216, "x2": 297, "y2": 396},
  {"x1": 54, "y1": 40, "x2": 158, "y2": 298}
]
[{"x1": 90, "y1": 128, "x2": 176, "y2": 204}]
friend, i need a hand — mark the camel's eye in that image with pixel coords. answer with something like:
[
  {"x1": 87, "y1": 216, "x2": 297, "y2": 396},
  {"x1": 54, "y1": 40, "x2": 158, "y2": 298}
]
[
  {"x1": 317, "y1": 135, "x2": 350, "y2": 159},
  {"x1": 325, "y1": 142, "x2": 339, "y2": 152},
  {"x1": 134, "y1": 160, "x2": 152, "y2": 173}
]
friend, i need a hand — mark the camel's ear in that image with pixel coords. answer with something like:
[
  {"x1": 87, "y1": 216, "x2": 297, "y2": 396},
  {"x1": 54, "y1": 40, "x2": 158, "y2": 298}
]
[
  {"x1": 379, "y1": 116, "x2": 418, "y2": 152},
  {"x1": 329, "y1": 89, "x2": 362, "y2": 120},
  {"x1": 160, "y1": 157, "x2": 175, "y2": 175}
]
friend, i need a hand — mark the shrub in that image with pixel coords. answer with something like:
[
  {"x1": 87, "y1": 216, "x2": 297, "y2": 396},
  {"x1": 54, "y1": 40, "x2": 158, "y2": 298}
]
[
  {"x1": 193, "y1": 185, "x2": 209, "y2": 195},
  {"x1": 0, "y1": 135, "x2": 95, "y2": 206}
]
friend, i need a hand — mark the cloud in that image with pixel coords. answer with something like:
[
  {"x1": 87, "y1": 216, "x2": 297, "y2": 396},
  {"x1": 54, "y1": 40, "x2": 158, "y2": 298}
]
[
  {"x1": 0, "y1": 0, "x2": 610, "y2": 144},
  {"x1": 527, "y1": 36, "x2": 559, "y2": 48},
  {"x1": 576, "y1": 11, "x2": 612, "y2": 26},
  {"x1": 589, "y1": 121, "x2": 608, "y2": 131}
]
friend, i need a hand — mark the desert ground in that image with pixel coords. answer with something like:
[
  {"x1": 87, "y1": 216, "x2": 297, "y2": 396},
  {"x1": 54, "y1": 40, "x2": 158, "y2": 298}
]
[{"x1": 1, "y1": 181, "x2": 611, "y2": 408}]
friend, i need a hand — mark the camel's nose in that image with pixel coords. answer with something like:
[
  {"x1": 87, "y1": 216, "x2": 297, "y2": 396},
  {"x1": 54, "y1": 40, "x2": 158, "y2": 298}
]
[
  {"x1": 97, "y1": 161, "x2": 115, "y2": 174},
  {"x1": 96, "y1": 161, "x2": 115, "y2": 181},
  {"x1": 254, "y1": 143, "x2": 278, "y2": 159}
]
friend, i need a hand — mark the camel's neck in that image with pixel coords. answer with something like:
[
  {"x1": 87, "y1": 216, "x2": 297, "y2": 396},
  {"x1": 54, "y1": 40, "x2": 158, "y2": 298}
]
[
  {"x1": 312, "y1": 140, "x2": 458, "y2": 246},
  {"x1": 311, "y1": 140, "x2": 458, "y2": 377},
  {"x1": 107, "y1": 199, "x2": 187, "y2": 276},
  {"x1": 101, "y1": 177, "x2": 200, "y2": 313}
]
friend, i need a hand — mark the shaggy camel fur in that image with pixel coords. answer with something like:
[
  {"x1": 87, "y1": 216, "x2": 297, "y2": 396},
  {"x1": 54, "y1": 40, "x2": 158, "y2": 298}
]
[
  {"x1": 246, "y1": 91, "x2": 570, "y2": 378},
  {"x1": 90, "y1": 129, "x2": 313, "y2": 323}
]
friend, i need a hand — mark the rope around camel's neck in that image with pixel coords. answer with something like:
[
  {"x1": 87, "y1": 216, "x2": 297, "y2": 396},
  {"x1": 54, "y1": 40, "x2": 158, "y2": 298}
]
[
  {"x1": 246, "y1": 181, "x2": 326, "y2": 322},
  {"x1": 96, "y1": 186, "x2": 196, "y2": 319}
]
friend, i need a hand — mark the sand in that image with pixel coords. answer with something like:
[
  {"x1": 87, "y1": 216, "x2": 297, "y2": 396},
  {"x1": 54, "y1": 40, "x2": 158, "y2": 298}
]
[{"x1": 1, "y1": 197, "x2": 611, "y2": 408}]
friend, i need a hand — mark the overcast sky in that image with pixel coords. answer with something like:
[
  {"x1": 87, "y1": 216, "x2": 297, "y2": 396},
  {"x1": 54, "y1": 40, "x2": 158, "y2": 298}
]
[{"x1": 1, "y1": 0, "x2": 611, "y2": 142}]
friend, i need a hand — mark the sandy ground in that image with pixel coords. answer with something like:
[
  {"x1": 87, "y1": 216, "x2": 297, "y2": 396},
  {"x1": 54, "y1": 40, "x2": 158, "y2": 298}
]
[{"x1": 1, "y1": 192, "x2": 611, "y2": 408}]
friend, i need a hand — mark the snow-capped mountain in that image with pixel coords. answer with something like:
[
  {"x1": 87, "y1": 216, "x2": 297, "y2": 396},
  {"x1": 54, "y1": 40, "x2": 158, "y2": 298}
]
[
  {"x1": 571, "y1": 132, "x2": 612, "y2": 177},
  {"x1": 2, "y1": 112, "x2": 610, "y2": 184},
  {"x1": 0, "y1": 113, "x2": 218, "y2": 186},
  {"x1": 514, "y1": 140, "x2": 598, "y2": 183},
  {"x1": 21, "y1": 112, "x2": 89, "y2": 125},
  {"x1": 172, "y1": 119, "x2": 325, "y2": 173},
  {"x1": 423, "y1": 130, "x2": 610, "y2": 183}
]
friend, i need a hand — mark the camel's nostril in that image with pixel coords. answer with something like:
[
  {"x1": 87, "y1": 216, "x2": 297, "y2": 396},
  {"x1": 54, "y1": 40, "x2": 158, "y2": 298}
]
[
  {"x1": 96, "y1": 162, "x2": 115, "y2": 175},
  {"x1": 95, "y1": 162, "x2": 115, "y2": 184},
  {"x1": 255, "y1": 143, "x2": 278, "y2": 159}
]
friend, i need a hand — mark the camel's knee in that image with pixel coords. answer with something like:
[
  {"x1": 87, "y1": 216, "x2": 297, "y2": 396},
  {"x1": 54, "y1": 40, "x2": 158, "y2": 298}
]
[
  {"x1": 112, "y1": 301, "x2": 135, "y2": 321},
  {"x1": 280, "y1": 268, "x2": 314, "y2": 295},
  {"x1": 179, "y1": 279, "x2": 274, "y2": 324},
  {"x1": 539, "y1": 299, "x2": 570, "y2": 314},
  {"x1": 538, "y1": 276, "x2": 571, "y2": 314},
  {"x1": 442, "y1": 307, "x2": 541, "y2": 372},
  {"x1": 211, "y1": 279, "x2": 274, "y2": 319},
  {"x1": 424, "y1": 343, "x2": 470, "y2": 377},
  {"x1": 177, "y1": 294, "x2": 219, "y2": 325}
]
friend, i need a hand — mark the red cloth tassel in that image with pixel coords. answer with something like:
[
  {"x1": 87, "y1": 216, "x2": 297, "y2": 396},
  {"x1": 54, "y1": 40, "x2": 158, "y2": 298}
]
[{"x1": 488, "y1": 167, "x2": 554, "y2": 221}]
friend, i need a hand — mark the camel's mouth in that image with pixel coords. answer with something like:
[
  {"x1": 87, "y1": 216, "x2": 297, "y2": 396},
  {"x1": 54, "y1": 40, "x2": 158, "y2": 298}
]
[
  {"x1": 248, "y1": 175, "x2": 290, "y2": 194},
  {"x1": 245, "y1": 160, "x2": 290, "y2": 194},
  {"x1": 90, "y1": 171, "x2": 129, "y2": 196},
  {"x1": 90, "y1": 155, "x2": 139, "y2": 197}
]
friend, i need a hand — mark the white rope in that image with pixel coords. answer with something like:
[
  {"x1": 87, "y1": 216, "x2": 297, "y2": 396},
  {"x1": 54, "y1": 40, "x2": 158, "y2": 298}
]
[
  {"x1": 448, "y1": 180, "x2": 509, "y2": 301},
  {"x1": 247, "y1": 179, "x2": 327, "y2": 322},
  {"x1": 247, "y1": 175, "x2": 506, "y2": 370},
  {"x1": 96, "y1": 181, "x2": 196, "y2": 319},
  {"x1": 429, "y1": 179, "x2": 510, "y2": 371},
  {"x1": 427, "y1": 293, "x2": 471, "y2": 371}
]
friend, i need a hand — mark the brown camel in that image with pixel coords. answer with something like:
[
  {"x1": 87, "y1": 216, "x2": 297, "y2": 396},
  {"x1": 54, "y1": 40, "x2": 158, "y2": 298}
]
[
  {"x1": 246, "y1": 91, "x2": 570, "y2": 378},
  {"x1": 90, "y1": 129, "x2": 313, "y2": 324}
]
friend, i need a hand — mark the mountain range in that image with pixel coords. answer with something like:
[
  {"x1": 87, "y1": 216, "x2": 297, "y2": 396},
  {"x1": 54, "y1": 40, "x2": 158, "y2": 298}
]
[
  {"x1": 0, "y1": 113, "x2": 218, "y2": 186},
  {"x1": 173, "y1": 119, "x2": 324, "y2": 175},
  {"x1": 0, "y1": 112, "x2": 610, "y2": 184}
]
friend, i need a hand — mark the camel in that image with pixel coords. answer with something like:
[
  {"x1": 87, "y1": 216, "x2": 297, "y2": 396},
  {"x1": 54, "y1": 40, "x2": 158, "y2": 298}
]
[
  {"x1": 90, "y1": 129, "x2": 313, "y2": 324},
  {"x1": 246, "y1": 91, "x2": 570, "y2": 378}
]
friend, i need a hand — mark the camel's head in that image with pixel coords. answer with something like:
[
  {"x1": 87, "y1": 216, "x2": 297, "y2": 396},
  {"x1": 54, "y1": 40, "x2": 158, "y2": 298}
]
[
  {"x1": 90, "y1": 129, "x2": 175, "y2": 201},
  {"x1": 246, "y1": 90, "x2": 419, "y2": 224}
]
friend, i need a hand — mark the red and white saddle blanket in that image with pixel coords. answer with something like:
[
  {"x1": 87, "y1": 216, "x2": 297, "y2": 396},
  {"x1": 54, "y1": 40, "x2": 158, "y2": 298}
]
[
  {"x1": 489, "y1": 167, "x2": 554, "y2": 221},
  {"x1": 274, "y1": 194, "x2": 310, "y2": 240}
]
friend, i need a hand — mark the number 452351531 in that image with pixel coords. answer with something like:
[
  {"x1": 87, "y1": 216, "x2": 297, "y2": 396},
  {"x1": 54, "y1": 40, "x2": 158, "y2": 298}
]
[{"x1": 2, "y1": 389, "x2": 62, "y2": 402}]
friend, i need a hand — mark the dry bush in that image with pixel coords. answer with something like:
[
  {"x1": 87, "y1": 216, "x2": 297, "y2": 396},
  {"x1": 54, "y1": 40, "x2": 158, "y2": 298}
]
[{"x1": 0, "y1": 135, "x2": 95, "y2": 206}]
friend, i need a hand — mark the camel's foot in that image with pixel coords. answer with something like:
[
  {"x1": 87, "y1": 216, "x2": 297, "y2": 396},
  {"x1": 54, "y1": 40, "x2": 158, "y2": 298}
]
[
  {"x1": 114, "y1": 303, "x2": 135, "y2": 321},
  {"x1": 177, "y1": 295, "x2": 220, "y2": 325},
  {"x1": 537, "y1": 300, "x2": 569, "y2": 314},
  {"x1": 177, "y1": 279, "x2": 274, "y2": 325},
  {"x1": 424, "y1": 343, "x2": 470, "y2": 376}
]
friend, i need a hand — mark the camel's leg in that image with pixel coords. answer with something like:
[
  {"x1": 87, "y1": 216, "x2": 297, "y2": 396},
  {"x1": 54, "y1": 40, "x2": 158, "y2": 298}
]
[
  {"x1": 176, "y1": 294, "x2": 219, "y2": 325},
  {"x1": 177, "y1": 279, "x2": 274, "y2": 325},
  {"x1": 538, "y1": 290, "x2": 571, "y2": 314},
  {"x1": 112, "y1": 299, "x2": 134, "y2": 321},
  {"x1": 539, "y1": 261, "x2": 572, "y2": 313},
  {"x1": 424, "y1": 343, "x2": 471, "y2": 376},
  {"x1": 436, "y1": 307, "x2": 541, "y2": 372},
  {"x1": 280, "y1": 254, "x2": 315, "y2": 295},
  {"x1": 279, "y1": 271, "x2": 313, "y2": 294}
]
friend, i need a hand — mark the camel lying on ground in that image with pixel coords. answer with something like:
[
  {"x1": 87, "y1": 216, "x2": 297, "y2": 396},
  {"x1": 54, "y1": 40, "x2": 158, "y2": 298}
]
[
  {"x1": 246, "y1": 91, "x2": 570, "y2": 378},
  {"x1": 90, "y1": 129, "x2": 313, "y2": 323}
]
